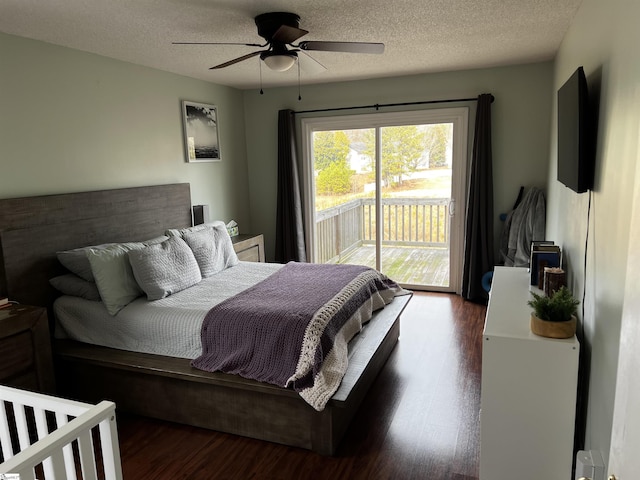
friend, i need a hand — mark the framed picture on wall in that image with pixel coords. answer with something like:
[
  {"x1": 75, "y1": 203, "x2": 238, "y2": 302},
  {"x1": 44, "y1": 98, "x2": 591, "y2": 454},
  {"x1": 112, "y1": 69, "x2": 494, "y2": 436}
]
[{"x1": 182, "y1": 100, "x2": 221, "y2": 162}]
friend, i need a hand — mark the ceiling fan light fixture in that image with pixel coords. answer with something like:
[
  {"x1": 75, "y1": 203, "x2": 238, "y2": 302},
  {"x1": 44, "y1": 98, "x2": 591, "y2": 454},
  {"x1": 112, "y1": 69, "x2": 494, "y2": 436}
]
[
  {"x1": 186, "y1": 11, "x2": 384, "y2": 75},
  {"x1": 262, "y1": 52, "x2": 297, "y2": 71}
]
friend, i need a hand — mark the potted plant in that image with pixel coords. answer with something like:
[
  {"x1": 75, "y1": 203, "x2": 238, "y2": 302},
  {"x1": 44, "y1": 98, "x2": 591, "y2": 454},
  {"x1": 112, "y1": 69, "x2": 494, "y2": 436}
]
[{"x1": 527, "y1": 286, "x2": 580, "y2": 338}]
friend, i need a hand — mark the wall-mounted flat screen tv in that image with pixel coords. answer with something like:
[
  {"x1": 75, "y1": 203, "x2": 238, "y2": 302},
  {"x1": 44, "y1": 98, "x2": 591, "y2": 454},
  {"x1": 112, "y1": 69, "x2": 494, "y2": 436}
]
[{"x1": 557, "y1": 66, "x2": 594, "y2": 193}]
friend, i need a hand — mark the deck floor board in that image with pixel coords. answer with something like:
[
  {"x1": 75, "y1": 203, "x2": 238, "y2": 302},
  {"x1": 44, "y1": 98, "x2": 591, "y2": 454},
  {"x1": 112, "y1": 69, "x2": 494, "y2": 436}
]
[{"x1": 330, "y1": 245, "x2": 450, "y2": 287}]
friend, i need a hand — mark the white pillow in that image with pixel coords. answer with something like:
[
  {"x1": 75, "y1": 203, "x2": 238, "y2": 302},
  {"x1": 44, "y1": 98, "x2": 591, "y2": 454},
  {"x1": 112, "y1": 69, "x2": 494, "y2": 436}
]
[
  {"x1": 128, "y1": 236, "x2": 202, "y2": 300},
  {"x1": 165, "y1": 220, "x2": 226, "y2": 238},
  {"x1": 183, "y1": 225, "x2": 239, "y2": 277},
  {"x1": 87, "y1": 242, "x2": 146, "y2": 315}
]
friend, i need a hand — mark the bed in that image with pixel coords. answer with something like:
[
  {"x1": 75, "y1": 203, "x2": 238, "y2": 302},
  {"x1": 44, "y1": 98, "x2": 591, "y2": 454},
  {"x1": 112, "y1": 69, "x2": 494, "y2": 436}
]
[
  {"x1": 0, "y1": 183, "x2": 411, "y2": 455},
  {"x1": 0, "y1": 384, "x2": 123, "y2": 479}
]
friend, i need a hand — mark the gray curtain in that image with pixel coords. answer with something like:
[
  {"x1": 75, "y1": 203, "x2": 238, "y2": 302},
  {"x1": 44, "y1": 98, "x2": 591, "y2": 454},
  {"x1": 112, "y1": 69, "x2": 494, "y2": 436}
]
[
  {"x1": 275, "y1": 109, "x2": 307, "y2": 263},
  {"x1": 462, "y1": 94, "x2": 494, "y2": 303}
]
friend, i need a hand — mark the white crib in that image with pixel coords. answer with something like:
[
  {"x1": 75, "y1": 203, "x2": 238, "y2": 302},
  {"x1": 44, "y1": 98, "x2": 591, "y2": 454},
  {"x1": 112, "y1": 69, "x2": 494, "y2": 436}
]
[{"x1": 0, "y1": 385, "x2": 123, "y2": 480}]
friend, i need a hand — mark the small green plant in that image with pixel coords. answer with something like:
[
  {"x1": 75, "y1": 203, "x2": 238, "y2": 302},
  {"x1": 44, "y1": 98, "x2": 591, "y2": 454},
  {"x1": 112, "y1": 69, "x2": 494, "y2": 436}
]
[{"x1": 527, "y1": 286, "x2": 580, "y2": 322}]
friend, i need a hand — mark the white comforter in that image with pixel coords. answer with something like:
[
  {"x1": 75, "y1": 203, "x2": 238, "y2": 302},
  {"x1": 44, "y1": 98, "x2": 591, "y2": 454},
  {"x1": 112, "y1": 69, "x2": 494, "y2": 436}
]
[{"x1": 54, "y1": 261, "x2": 282, "y2": 359}]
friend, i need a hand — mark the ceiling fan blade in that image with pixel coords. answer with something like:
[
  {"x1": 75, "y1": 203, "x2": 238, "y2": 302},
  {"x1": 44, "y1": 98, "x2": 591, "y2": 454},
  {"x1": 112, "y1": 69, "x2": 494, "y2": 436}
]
[
  {"x1": 298, "y1": 50, "x2": 327, "y2": 75},
  {"x1": 298, "y1": 41, "x2": 385, "y2": 54},
  {"x1": 272, "y1": 24, "x2": 309, "y2": 44},
  {"x1": 173, "y1": 41, "x2": 265, "y2": 47},
  {"x1": 209, "y1": 51, "x2": 263, "y2": 70}
]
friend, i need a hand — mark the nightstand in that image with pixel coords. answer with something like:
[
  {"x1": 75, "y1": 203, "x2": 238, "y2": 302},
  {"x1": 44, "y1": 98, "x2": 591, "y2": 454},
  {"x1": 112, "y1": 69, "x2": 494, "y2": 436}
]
[
  {"x1": 232, "y1": 234, "x2": 265, "y2": 262},
  {"x1": 0, "y1": 304, "x2": 55, "y2": 393}
]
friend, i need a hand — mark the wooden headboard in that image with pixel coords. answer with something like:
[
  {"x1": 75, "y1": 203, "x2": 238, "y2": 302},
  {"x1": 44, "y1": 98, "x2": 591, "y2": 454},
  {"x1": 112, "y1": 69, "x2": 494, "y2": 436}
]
[{"x1": 0, "y1": 183, "x2": 193, "y2": 310}]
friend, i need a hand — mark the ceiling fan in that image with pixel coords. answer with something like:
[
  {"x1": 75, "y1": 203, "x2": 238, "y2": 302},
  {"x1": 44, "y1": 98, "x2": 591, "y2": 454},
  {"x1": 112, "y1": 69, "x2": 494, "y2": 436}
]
[{"x1": 173, "y1": 12, "x2": 385, "y2": 72}]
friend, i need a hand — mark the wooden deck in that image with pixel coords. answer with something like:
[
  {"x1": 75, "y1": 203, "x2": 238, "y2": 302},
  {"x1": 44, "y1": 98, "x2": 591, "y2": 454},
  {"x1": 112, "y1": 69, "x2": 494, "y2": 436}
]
[{"x1": 327, "y1": 244, "x2": 450, "y2": 288}]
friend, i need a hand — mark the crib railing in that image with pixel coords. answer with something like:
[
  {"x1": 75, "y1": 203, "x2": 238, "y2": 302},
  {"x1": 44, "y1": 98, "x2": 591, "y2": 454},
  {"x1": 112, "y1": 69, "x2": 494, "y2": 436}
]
[{"x1": 0, "y1": 385, "x2": 123, "y2": 480}]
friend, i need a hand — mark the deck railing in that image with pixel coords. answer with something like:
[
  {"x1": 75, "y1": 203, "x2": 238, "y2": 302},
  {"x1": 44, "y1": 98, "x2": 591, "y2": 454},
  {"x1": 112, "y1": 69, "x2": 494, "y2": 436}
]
[{"x1": 315, "y1": 197, "x2": 450, "y2": 264}]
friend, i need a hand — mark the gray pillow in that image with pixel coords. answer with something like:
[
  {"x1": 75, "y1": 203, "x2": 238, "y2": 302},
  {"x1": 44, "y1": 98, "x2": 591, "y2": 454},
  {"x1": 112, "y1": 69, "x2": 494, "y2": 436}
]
[
  {"x1": 87, "y1": 242, "x2": 146, "y2": 315},
  {"x1": 57, "y1": 243, "x2": 114, "y2": 282},
  {"x1": 183, "y1": 224, "x2": 239, "y2": 277},
  {"x1": 57, "y1": 236, "x2": 168, "y2": 282},
  {"x1": 49, "y1": 274, "x2": 101, "y2": 301},
  {"x1": 128, "y1": 236, "x2": 202, "y2": 300}
]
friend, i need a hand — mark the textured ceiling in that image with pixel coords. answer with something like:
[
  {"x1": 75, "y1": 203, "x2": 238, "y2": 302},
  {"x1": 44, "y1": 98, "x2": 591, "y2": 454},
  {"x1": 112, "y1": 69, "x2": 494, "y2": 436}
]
[{"x1": 0, "y1": 0, "x2": 582, "y2": 90}]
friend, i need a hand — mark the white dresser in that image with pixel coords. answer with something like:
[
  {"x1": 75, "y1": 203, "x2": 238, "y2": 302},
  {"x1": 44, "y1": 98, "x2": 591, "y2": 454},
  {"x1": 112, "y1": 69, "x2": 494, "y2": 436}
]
[{"x1": 480, "y1": 266, "x2": 580, "y2": 480}]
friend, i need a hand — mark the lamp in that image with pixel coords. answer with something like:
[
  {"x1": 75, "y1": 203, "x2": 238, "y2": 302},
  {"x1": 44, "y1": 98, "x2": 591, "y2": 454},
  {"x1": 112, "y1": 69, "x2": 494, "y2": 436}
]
[{"x1": 261, "y1": 51, "x2": 297, "y2": 72}]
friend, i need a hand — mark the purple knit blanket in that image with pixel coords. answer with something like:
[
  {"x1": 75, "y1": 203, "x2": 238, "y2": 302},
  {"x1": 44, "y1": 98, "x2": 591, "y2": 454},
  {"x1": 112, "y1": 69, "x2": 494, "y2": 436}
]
[{"x1": 191, "y1": 261, "x2": 401, "y2": 410}]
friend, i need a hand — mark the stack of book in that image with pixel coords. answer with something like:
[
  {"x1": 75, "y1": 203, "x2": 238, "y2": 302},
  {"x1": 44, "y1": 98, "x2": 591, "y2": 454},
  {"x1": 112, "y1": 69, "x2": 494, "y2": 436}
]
[
  {"x1": 530, "y1": 241, "x2": 562, "y2": 287},
  {"x1": 0, "y1": 297, "x2": 10, "y2": 309}
]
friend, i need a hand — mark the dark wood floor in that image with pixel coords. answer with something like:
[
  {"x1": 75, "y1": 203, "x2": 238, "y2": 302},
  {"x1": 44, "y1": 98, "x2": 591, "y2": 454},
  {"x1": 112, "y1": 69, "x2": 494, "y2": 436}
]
[{"x1": 116, "y1": 292, "x2": 486, "y2": 479}]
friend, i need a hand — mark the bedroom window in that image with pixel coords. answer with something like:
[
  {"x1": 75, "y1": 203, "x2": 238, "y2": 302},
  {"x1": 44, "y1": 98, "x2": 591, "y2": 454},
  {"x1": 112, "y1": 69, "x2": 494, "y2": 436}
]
[{"x1": 301, "y1": 108, "x2": 469, "y2": 292}]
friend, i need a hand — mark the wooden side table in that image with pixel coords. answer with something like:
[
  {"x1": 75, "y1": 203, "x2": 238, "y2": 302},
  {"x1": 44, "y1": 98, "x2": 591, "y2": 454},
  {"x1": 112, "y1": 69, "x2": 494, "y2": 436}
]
[
  {"x1": 0, "y1": 304, "x2": 55, "y2": 393},
  {"x1": 232, "y1": 234, "x2": 265, "y2": 263}
]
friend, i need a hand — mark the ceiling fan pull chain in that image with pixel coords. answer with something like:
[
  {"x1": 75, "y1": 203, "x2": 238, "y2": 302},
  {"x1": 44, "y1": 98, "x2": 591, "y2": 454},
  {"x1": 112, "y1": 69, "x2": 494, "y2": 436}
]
[
  {"x1": 259, "y1": 59, "x2": 264, "y2": 95},
  {"x1": 297, "y1": 59, "x2": 302, "y2": 101}
]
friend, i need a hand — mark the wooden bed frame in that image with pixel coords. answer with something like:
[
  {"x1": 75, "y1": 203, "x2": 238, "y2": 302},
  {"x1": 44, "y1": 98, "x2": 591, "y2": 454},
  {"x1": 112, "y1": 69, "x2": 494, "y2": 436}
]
[{"x1": 0, "y1": 183, "x2": 410, "y2": 455}]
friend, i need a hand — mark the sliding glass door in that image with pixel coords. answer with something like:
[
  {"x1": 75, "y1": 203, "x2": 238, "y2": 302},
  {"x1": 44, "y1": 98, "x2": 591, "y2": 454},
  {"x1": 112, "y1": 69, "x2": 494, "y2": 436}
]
[{"x1": 301, "y1": 108, "x2": 468, "y2": 292}]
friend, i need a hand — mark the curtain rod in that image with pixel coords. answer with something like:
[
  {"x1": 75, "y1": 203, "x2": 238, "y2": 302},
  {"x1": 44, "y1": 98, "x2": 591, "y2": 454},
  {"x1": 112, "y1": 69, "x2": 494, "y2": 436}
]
[{"x1": 292, "y1": 94, "x2": 494, "y2": 115}]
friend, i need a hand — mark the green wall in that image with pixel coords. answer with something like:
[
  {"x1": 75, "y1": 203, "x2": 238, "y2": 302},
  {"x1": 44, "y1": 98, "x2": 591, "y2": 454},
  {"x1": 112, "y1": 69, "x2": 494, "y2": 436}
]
[
  {"x1": 0, "y1": 32, "x2": 251, "y2": 230},
  {"x1": 242, "y1": 62, "x2": 554, "y2": 260},
  {"x1": 1, "y1": 31, "x2": 554, "y2": 261}
]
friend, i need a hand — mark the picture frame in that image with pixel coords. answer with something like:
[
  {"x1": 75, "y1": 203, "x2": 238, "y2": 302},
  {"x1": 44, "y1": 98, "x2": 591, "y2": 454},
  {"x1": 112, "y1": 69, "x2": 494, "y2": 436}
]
[{"x1": 181, "y1": 100, "x2": 221, "y2": 162}]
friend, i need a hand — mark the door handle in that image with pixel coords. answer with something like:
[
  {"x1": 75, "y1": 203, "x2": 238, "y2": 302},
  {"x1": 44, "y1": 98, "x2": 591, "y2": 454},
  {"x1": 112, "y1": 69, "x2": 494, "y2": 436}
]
[{"x1": 449, "y1": 199, "x2": 455, "y2": 216}]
